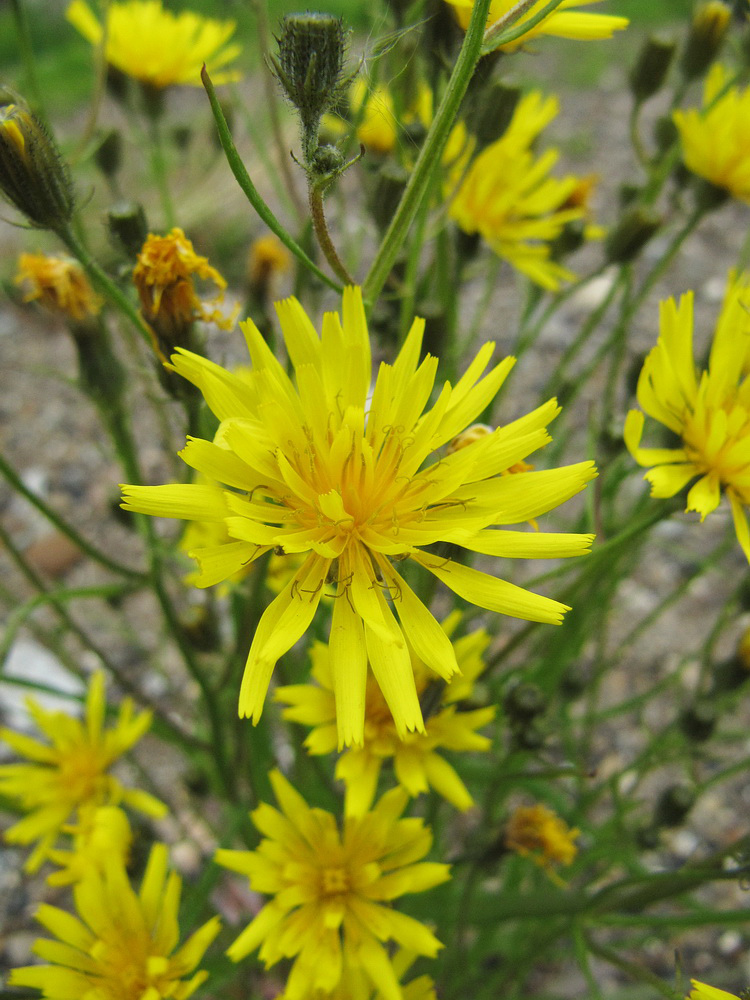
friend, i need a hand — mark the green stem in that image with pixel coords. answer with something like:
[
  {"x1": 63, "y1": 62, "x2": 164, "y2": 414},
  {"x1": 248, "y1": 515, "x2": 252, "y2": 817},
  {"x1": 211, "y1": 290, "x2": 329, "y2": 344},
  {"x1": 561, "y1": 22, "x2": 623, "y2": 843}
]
[
  {"x1": 482, "y1": 0, "x2": 567, "y2": 53},
  {"x1": 10, "y1": 0, "x2": 46, "y2": 123},
  {"x1": 309, "y1": 182, "x2": 355, "y2": 284},
  {"x1": 362, "y1": 0, "x2": 494, "y2": 305},
  {"x1": 0, "y1": 450, "x2": 146, "y2": 581},
  {"x1": 58, "y1": 225, "x2": 154, "y2": 350},
  {"x1": 202, "y1": 66, "x2": 342, "y2": 293},
  {"x1": 148, "y1": 116, "x2": 176, "y2": 229}
]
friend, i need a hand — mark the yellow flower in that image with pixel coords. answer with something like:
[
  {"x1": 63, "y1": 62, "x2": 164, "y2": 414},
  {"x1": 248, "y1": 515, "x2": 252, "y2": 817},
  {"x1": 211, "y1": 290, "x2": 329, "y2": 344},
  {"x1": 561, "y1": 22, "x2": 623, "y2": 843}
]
[
  {"x1": 673, "y1": 64, "x2": 750, "y2": 203},
  {"x1": 505, "y1": 802, "x2": 579, "y2": 874},
  {"x1": 10, "y1": 842, "x2": 221, "y2": 1000},
  {"x1": 351, "y1": 78, "x2": 433, "y2": 156},
  {"x1": 625, "y1": 271, "x2": 750, "y2": 562},
  {"x1": 133, "y1": 227, "x2": 235, "y2": 355},
  {"x1": 215, "y1": 770, "x2": 450, "y2": 1000},
  {"x1": 247, "y1": 234, "x2": 291, "y2": 292},
  {"x1": 688, "y1": 981, "x2": 742, "y2": 1000},
  {"x1": 446, "y1": 93, "x2": 597, "y2": 289},
  {"x1": 45, "y1": 806, "x2": 132, "y2": 887},
  {"x1": 15, "y1": 252, "x2": 102, "y2": 321},
  {"x1": 276, "y1": 614, "x2": 495, "y2": 814},
  {"x1": 66, "y1": 0, "x2": 241, "y2": 89},
  {"x1": 444, "y1": 0, "x2": 627, "y2": 49},
  {"x1": 121, "y1": 287, "x2": 596, "y2": 746},
  {"x1": 278, "y1": 948, "x2": 437, "y2": 1000},
  {"x1": 0, "y1": 670, "x2": 166, "y2": 872}
]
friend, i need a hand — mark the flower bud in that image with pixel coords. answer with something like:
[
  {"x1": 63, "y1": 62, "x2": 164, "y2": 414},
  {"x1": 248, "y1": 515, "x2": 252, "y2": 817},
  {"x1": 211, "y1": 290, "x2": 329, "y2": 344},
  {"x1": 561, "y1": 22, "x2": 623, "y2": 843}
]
[
  {"x1": 93, "y1": 128, "x2": 123, "y2": 179},
  {"x1": 503, "y1": 682, "x2": 546, "y2": 722},
  {"x1": 271, "y1": 13, "x2": 348, "y2": 158},
  {"x1": 605, "y1": 207, "x2": 661, "y2": 263},
  {"x1": 654, "y1": 783, "x2": 695, "y2": 827},
  {"x1": 678, "y1": 699, "x2": 717, "y2": 742},
  {"x1": 367, "y1": 161, "x2": 408, "y2": 231},
  {"x1": 0, "y1": 103, "x2": 74, "y2": 230},
  {"x1": 107, "y1": 200, "x2": 149, "y2": 257},
  {"x1": 468, "y1": 82, "x2": 522, "y2": 148},
  {"x1": 680, "y1": 1, "x2": 731, "y2": 80},
  {"x1": 629, "y1": 35, "x2": 676, "y2": 102}
]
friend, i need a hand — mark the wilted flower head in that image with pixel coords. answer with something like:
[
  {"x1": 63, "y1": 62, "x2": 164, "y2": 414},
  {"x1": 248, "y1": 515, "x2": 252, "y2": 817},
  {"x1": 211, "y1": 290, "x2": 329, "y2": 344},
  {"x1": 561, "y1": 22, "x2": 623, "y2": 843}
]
[
  {"x1": 673, "y1": 64, "x2": 750, "y2": 203},
  {"x1": 15, "y1": 252, "x2": 101, "y2": 321},
  {"x1": 505, "y1": 802, "x2": 579, "y2": 874},
  {"x1": 0, "y1": 670, "x2": 166, "y2": 871},
  {"x1": 446, "y1": 93, "x2": 598, "y2": 289},
  {"x1": 66, "y1": 0, "x2": 242, "y2": 88},
  {"x1": 625, "y1": 271, "x2": 750, "y2": 562},
  {"x1": 10, "y1": 842, "x2": 221, "y2": 1000},
  {"x1": 276, "y1": 615, "x2": 495, "y2": 814},
  {"x1": 215, "y1": 770, "x2": 449, "y2": 1000},
  {"x1": 121, "y1": 287, "x2": 595, "y2": 746},
  {"x1": 133, "y1": 227, "x2": 235, "y2": 355},
  {"x1": 444, "y1": 0, "x2": 628, "y2": 50},
  {"x1": 0, "y1": 103, "x2": 73, "y2": 230}
]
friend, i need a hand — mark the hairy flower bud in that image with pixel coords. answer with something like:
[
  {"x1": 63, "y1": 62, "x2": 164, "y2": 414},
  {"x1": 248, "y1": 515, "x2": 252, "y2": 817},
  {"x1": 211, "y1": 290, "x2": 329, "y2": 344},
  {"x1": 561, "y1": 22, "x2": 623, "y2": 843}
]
[
  {"x1": 629, "y1": 35, "x2": 676, "y2": 102},
  {"x1": 271, "y1": 13, "x2": 348, "y2": 160},
  {"x1": 107, "y1": 201, "x2": 149, "y2": 257},
  {"x1": 0, "y1": 103, "x2": 74, "y2": 230},
  {"x1": 605, "y1": 207, "x2": 661, "y2": 263},
  {"x1": 680, "y1": 1, "x2": 731, "y2": 80}
]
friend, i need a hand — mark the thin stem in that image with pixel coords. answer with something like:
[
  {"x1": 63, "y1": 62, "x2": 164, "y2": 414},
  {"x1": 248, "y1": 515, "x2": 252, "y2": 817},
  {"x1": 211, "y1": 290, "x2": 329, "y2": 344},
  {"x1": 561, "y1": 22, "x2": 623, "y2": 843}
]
[
  {"x1": 58, "y1": 225, "x2": 155, "y2": 350},
  {"x1": 309, "y1": 182, "x2": 355, "y2": 285},
  {"x1": 202, "y1": 66, "x2": 342, "y2": 293},
  {"x1": 0, "y1": 450, "x2": 146, "y2": 581},
  {"x1": 10, "y1": 0, "x2": 46, "y2": 123},
  {"x1": 362, "y1": 0, "x2": 494, "y2": 305},
  {"x1": 482, "y1": 0, "x2": 567, "y2": 53},
  {"x1": 148, "y1": 115, "x2": 176, "y2": 228}
]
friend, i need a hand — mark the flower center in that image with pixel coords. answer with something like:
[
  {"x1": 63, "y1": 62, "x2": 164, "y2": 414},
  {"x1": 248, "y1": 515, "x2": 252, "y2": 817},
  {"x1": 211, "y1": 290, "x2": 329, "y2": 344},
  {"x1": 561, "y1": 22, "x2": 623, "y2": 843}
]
[
  {"x1": 320, "y1": 866, "x2": 350, "y2": 896},
  {"x1": 683, "y1": 398, "x2": 750, "y2": 500},
  {"x1": 59, "y1": 748, "x2": 107, "y2": 804}
]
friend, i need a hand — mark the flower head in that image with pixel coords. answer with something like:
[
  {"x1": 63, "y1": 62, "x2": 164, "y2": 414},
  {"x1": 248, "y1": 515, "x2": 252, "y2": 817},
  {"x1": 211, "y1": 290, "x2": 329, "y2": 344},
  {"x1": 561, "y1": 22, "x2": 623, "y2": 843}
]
[
  {"x1": 688, "y1": 981, "x2": 742, "y2": 1000},
  {"x1": 625, "y1": 271, "x2": 750, "y2": 562},
  {"x1": 0, "y1": 670, "x2": 166, "y2": 871},
  {"x1": 15, "y1": 252, "x2": 101, "y2": 321},
  {"x1": 673, "y1": 64, "x2": 750, "y2": 203},
  {"x1": 10, "y1": 842, "x2": 221, "y2": 1000},
  {"x1": 276, "y1": 614, "x2": 495, "y2": 814},
  {"x1": 133, "y1": 227, "x2": 235, "y2": 355},
  {"x1": 215, "y1": 770, "x2": 450, "y2": 1000},
  {"x1": 0, "y1": 103, "x2": 73, "y2": 230},
  {"x1": 121, "y1": 287, "x2": 595, "y2": 745},
  {"x1": 45, "y1": 805, "x2": 132, "y2": 887},
  {"x1": 505, "y1": 802, "x2": 579, "y2": 877},
  {"x1": 444, "y1": 0, "x2": 627, "y2": 50},
  {"x1": 247, "y1": 234, "x2": 291, "y2": 293},
  {"x1": 66, "y1": 0, "x2": 241, "y2": 89},
  {"x1": 446, "y1": 93, "x2": 598, "y2": 289}
]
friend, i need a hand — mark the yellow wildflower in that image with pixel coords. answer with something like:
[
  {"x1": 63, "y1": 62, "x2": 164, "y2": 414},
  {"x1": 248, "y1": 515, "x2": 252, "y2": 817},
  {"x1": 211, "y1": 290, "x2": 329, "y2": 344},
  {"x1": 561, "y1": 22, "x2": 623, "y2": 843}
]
[
  {"x1": 121, "y1": 287, "x2": 596, "y2": 745},
  {"x1": 10, "y1": 842, "x2": 221, "y2": 1000},
  {"x1": 133, "y1": 227, "x2": 235, "y2": 355},
  {"x1": 216, "y1": 770, "x2": 450, "y2": 1000},
  {"x1": 247, "y1": 234, "x2": 291, "y2": 292},
  {"x1": 505, "y1": 802, "x2": 579, "y2": 872},
  {"x1": 276, "y1": 615, "x2": 494, "y2": 814},
  {"x1": 688, "y1": 981, "x2": 742, "y2": 1000},
  {"x1": 15, "y1": 252, "x2": 102, "y2": 321},
  {"x1": 351, "y1": 78, "x2": 433, "y2": 155},
  {"x1": 278, "y1": 948, "x2": 436, "y2": 1000},
  {"x1": 45, "y1": 805, "x2": 132, "y2": 887},
  {"x1": 444, "y1": 0, "x2": 628, "y2": 49},
  {"x1": 625, "y1": 271, "x2": 750, "y2": 562},
  {"x1": 673, "y1": 64, "x2": 750, "y2": 203},
  {"x1": 0, "y1": 670, "x2": 166, "y2": 872},
  {"x1": 446, "y1": 93, "x2": 597, "y2": 289},
  {"x1": 66, "y1": 0, "x2": 241, "y2": 89}
]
